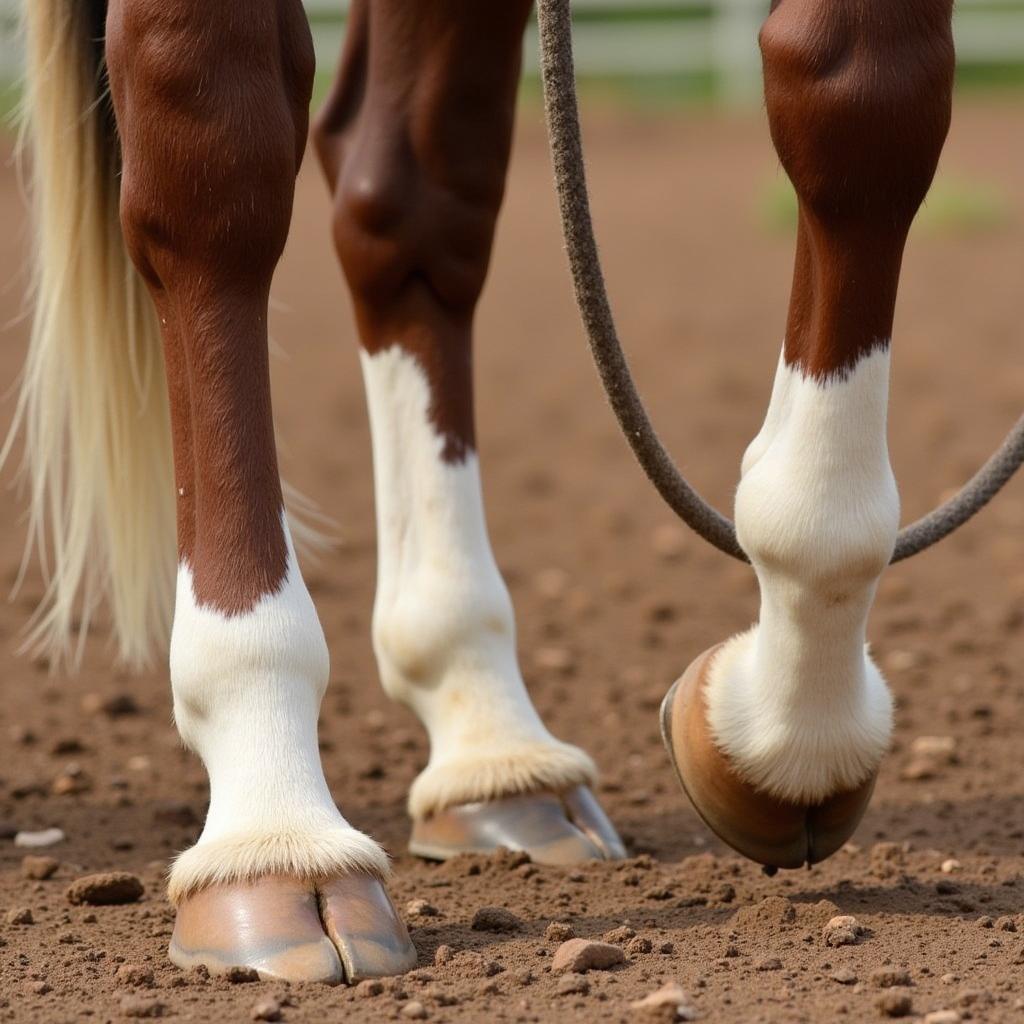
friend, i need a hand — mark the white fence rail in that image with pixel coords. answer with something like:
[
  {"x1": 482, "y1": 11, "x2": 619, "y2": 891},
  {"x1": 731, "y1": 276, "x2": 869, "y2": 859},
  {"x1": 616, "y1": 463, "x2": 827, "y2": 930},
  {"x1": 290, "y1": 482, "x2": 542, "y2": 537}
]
[{"x1": 2, "y1": 0, "x2": 1024, "y2": 101}]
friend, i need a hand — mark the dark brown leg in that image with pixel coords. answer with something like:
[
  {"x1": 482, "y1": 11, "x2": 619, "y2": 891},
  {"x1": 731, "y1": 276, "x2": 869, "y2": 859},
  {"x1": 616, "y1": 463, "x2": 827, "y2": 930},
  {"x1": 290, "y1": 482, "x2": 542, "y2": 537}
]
[
  {"x1": 105, "y1": 0, "x2": 415, "y2": 981},
  {"x1": 314, "y1": 1, "x2": 624, "y2": 863},
  {"x1": 663, "y1": 0, "x2": 954, "y2": 869}
]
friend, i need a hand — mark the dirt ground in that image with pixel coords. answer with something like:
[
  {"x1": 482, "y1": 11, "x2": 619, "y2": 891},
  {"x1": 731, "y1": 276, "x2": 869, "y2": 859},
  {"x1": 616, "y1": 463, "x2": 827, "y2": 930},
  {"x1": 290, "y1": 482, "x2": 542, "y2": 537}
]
[{"x1": 1, "y1": 96, "x2": 1024, "y2": 1023}]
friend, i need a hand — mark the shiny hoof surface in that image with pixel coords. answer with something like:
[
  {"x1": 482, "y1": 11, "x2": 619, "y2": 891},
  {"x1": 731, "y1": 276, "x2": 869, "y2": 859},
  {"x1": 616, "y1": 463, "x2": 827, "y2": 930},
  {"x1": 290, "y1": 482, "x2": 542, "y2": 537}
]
[
  {"x1": 660, "y1": 646, "x2": 876, "y2": 871},
  {"x1": 168, "y1": 873, "x2": 416, "y2": 984},
  {"x1": 409, "y1": 785, "x2": 627, "y2": 865}
]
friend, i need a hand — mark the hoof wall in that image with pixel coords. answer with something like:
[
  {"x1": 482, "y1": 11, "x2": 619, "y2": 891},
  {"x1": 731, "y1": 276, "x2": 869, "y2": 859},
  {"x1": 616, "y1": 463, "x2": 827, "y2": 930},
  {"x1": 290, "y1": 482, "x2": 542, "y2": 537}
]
[
  {"x1": 169, "y1": 873, "x2": 415, "y2": 984},
  {"x1": 410, "y1": 785, "x2": 626, "y2": 865},
  {"x1": 660, "y1": 646, "x2": 876, "y2": 870}
]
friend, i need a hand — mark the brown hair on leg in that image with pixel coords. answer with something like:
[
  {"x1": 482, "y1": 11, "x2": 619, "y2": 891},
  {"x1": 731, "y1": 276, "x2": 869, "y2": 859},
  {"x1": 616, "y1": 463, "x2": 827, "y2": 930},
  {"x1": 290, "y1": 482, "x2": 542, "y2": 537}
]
[
  {"x1": 106, "y1": 0, "x2": 315, "y2": 612},
  {"x1": 761, "y1": 0, "x2": 954, "y2": 377}
]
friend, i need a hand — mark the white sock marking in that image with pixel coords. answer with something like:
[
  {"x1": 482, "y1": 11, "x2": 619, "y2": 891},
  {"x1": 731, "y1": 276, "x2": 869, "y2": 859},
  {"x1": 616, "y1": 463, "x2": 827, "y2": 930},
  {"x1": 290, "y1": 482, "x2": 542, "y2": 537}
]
[
  {"x1": 360, "y1": 346, "x2": 595, "y2": 819},
  {"x1": 706, "y1": 346, "x2": 898, "y2": 803}
]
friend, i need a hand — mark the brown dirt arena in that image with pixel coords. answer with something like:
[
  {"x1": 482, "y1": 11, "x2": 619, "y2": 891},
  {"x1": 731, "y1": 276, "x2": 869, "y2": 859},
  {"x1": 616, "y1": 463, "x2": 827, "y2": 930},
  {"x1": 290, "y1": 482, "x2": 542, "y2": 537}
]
[{"x1": 1, "y1": 98, "x2": 1024, "y2": 1022}]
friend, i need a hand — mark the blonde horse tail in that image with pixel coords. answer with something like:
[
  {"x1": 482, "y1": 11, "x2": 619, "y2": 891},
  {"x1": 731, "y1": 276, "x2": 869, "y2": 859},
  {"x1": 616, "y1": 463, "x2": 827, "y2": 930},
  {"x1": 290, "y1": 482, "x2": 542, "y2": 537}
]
[{"x1": 4, "y1": 0, "x2": 175, "y2": 669}]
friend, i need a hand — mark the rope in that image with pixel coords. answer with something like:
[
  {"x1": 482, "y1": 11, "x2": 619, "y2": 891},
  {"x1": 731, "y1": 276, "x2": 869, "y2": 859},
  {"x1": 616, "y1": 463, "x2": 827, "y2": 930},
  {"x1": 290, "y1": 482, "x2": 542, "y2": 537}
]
[{"x1": 536, "y1": 0, "x2": 1024, "y2": 565}]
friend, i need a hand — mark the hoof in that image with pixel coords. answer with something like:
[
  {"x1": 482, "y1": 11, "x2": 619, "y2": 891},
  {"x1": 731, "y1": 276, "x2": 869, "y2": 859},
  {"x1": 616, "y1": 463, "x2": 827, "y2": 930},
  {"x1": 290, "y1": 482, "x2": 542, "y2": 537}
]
[
  {"x1": 409, "y1": 785, "x2": 626, "y2": 865},
  {"x1": 660, "y1": 646, "x2": 876, "y2": 871},
  {"x1": 168, "y1": 873, "x2": 416, "y2": 984}
]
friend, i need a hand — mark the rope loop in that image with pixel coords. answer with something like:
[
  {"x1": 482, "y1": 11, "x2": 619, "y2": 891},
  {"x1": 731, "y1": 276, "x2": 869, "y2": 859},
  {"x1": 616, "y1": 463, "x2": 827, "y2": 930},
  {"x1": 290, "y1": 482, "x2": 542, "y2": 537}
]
[{"x1": 536, "y1": 0, "x2": 1024, "y2": 564}]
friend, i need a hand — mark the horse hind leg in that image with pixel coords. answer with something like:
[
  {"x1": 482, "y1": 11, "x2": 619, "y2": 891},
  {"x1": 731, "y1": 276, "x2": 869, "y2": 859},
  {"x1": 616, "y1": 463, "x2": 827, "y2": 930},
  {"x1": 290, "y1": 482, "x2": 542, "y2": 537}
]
[
  {"x1": 314, "y1": 0, "x2": 624, "y2": 865},
  {"x1": 663, "y1": 0, "x2": 955, "y2": 870},
  {"x1": 105, "y1": 0, "x2": 414, "y2": 982}
]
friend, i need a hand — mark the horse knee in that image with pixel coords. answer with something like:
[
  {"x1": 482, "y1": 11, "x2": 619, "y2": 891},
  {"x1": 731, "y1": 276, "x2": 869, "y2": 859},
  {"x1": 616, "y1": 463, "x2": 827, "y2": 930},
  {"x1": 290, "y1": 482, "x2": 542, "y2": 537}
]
[
  {"x1": 107, "y1": 0, "x2": 314, "y2": 293},
  {"x1": 760, "y1": 0, "x2": 954, "y2": 226},
  {"x1": 322, "y1": 130, "x2": 505, "y2": 319}
]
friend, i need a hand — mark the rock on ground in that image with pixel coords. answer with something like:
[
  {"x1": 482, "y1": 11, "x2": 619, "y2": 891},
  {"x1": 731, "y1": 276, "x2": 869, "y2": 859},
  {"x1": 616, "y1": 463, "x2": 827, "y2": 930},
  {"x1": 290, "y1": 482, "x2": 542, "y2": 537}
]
[
  {"x1": 552, "y1": 938, "x2": 626, "y2": 973},
  {"x1": 66, "y1": 872, "x2": 144, "y2": 906}
]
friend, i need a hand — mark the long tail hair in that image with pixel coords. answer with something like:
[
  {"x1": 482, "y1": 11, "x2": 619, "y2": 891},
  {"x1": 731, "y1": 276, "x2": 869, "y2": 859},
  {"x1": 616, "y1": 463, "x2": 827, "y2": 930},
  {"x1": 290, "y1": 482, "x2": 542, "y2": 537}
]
[{"x1": 3, "y1": 0, "x2": 176, "y2": 669}]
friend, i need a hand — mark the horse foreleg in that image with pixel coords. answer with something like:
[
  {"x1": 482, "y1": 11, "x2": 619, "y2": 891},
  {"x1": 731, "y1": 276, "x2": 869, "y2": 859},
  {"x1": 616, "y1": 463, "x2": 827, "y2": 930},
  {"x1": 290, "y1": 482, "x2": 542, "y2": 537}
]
[
  {"x1": 106, "y1": 0, "x2": 414, "y2": 982},
  {"x1": 314, "y1": 0, "x2": 624, "y2": 864},
  {"x1": 663, "y1": 0, "x2": 955, "y2": 870}
]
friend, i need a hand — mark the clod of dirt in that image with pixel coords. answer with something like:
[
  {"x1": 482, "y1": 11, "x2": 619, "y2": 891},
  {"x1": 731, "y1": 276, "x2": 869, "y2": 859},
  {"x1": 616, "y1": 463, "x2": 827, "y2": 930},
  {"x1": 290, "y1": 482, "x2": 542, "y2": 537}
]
[
  {"x1": 250, "y1": 998, "x2": 282, "y2": 1022},
  {"x1": 13, "y1": 828, "x2": 65, "y2": 848},
  {"x1": 433, "y1": 946, "x2": 453, "y2": 967},
  {"x1": 996, "y1": 916, "x2": 1017, "y2": 932},
  {"x1": 116, "y1": 964, "x2": 155, "y2": 987},
  {"x1": 400, "y1": 1002, "x2": 427, "y2": 1020},
  {"x1": 831, "y1": 968, "x2": 858, "y2": 985},
  {"x1": 876, "y1": 992, "x2": 913, "y2": 1018},
  {"x1": 956, "y1": 988, "x2": 992, "y2": 1008},
  {"x1": 225, "y1": 967, "x2": 259, "y2": 984},
  {"x1": 546, "y1": 921, "x2": 575, "y2": 942},
  {"x1": 355, "y1": 980, "x2": 383, "y2": 998},
  {"x1": 5, "y1": 907, "x2": 34, "y2": 925},
  {"x1": 756, "y1": 957, "x2": 783, "y2": 972},
  {"x1": 552, "y1": 939, "x2": 626, "y2": 973},
  {"x1": 471, "y1": 906, "x2": 522, "y2": 933},
  {"x1": 923, "y1": 1012, "x2": 961, "y2": 1024},
  {"x1": 406, "y1": 899, "x2": 438, "y2": 918},
  {"x1": 119, "y1": 995, "x2": 165, "y2": 1018},
  {"x1": 556, "y1": 973, "x2": 590, "y2": 997},
  {"x1": 732, "y1": 896, "x2": 796, "y2": 932},
  {"x1": 629, "y1": 982, "x2": 698, "y2": 1021},
  {"x1": 66, "y1": 872, "x2": 144, "y2": 906},
  {"x1": 604, "y1": 925, "x2": 636, "y2": 943},
  {"x1": 21, "y1": 855, "x2": 59, "y2": 880},
  {"x1": 627, "y1": 936, "x2": 653, "y2": 955},
  {"x1": 872, "y1": 968, "x2": 912, "y2": 988},
  {"x1": 823, "y1": 915, "x2": 866, "y2": 947},
  {"x1": 82, "y1": 693, "x2": 140, "y2": 718}
]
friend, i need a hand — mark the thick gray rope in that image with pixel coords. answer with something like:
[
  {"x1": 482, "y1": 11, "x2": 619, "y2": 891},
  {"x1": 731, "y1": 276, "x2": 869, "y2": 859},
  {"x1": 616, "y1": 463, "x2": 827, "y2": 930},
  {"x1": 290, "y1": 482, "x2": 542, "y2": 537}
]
[{"x1": 536, "y1": 0, "x2": 1024, "y2": 564}]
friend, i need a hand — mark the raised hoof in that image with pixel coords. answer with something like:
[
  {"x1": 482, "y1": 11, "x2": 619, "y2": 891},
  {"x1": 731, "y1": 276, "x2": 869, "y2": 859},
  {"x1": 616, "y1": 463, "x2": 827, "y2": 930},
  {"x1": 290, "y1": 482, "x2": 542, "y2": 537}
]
[
  {"x1": 409, "y1": 785, "x2": 626, "y2": 865},
  {"x1": 660, "y1": 646, "x2": 876, "y2": 871},
  {"x1": 168, "y1": 873, "x2": 416, "y2": 984}
]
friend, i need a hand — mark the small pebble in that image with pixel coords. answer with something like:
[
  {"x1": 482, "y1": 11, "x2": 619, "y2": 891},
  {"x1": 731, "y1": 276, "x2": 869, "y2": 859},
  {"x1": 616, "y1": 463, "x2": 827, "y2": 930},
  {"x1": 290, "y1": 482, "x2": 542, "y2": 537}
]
[
  {"x1": 5, "y1": 907, "x2": 34, "y2": 925},
  {"x1": 400, "y1": 1002, "x2": 427, "y2": 1020},
  {"x1": 546, "y1": 921, "x2": 575, "y2": 942},
  {"x1": 822, "y1": 915, "x2": 865, "y2": 947},
  {"x1": 251, "y1": 998, "x2": 282, "y2": 1022},
  {"x1": 830, "y1": 968, "x2": 857, "y2": 985},
  {"x1": 406, "y1": 899, "x2": 438, "y2": 918},
  {"x1": 66, "y1": 872, "x2": 144, "y2": 906},
  {"x1": 356, "y1": 979, "x2": 384, "y2": 998},
  {"x1": 552, "y1": 938, "x2": 625, "y2": 973},
  {"x1": 14, "y1": 828, "x2": 65, "y2": 848},
  {"x1": 876, "y1": 992, "x2": 913, "y2": 1018},
  {"x1": 757, "y1": 957, "x2": 783, "y2": 972},
  {"x1": 630, "y1": 982, "x2": 698, "y2": 1021},
  {"x1": 626, "y1": 936, "x2": 653, "y2": 956},
  {"x1": 940, "y1": 859, "x2": 962, "y2": 874},
  {"x1": 21, "y1": 855, "x2": 59, "y2": 880},
  {"x1": 923, "y1": 1012, "x2": 961, "y2": 1024},
  {"x1": 433, "y1": 945, "x2": 453, "y2": 967}
]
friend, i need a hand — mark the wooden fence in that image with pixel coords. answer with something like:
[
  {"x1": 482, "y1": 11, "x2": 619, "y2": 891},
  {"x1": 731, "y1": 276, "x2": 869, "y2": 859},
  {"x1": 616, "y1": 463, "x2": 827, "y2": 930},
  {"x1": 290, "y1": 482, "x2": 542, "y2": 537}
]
[{"x1": 3, "y1": 0, "x2": 1024, "y2": 102}]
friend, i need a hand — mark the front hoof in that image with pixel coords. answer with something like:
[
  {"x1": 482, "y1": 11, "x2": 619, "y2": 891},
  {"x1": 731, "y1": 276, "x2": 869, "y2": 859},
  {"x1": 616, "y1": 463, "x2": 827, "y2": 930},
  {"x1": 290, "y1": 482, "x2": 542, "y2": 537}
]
[
  {"x1": 169, "y1": 873, "x2": 416, "y2": 984},
  {"x1": 660, "y1": 646, "x2": 875, "y2": 870},
  {"x1": 409, "y1": 786, "x2": 626, "y2": 865}
]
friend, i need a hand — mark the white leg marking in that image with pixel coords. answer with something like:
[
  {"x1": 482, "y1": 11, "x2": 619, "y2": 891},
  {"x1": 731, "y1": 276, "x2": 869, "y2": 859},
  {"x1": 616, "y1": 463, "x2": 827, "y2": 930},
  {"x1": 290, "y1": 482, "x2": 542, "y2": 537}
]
[
  {"x1": 706, "y1": 346, "x2": 898, "y2": 803},
  {"x1": 361, "y1": 346, "x2": 595, "y2": 820},
  {"x1": 167, "y1": 520, "x2": 387, "y2": 905}
]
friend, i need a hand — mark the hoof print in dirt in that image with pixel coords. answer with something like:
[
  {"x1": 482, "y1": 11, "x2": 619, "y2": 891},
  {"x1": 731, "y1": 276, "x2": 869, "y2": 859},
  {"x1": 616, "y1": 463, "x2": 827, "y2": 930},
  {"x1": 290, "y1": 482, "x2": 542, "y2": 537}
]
[{"x1": 66, "y1": 872, "x2": 144, "y2": 906}]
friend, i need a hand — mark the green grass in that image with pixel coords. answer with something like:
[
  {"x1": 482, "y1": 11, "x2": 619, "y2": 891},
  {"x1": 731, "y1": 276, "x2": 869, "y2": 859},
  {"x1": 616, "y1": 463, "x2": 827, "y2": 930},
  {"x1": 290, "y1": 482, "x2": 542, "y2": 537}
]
[{"x1": 758, "y1": 174, "x2": 1012, "y2": 237}]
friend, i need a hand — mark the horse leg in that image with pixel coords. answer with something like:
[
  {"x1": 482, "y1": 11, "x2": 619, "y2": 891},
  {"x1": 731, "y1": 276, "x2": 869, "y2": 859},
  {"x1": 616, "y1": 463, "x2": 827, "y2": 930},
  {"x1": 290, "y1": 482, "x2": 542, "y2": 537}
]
[
  {"x1": 314, "y1": 0, "x2": 624, "y2": 864},
  {"x1": 105, "y1": 0, "x2": 415, "y2": 981},
  {"x1": 663, "y1": 0, "x2": 955, "y2": 869}
]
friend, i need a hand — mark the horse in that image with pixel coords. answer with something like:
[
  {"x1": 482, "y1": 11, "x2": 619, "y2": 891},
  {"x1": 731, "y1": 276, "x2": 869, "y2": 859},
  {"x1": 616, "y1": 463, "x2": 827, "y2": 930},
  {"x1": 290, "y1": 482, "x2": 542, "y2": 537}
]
[{"x1": 7, "y1": 0, "x2": 954, "y2": 985}]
